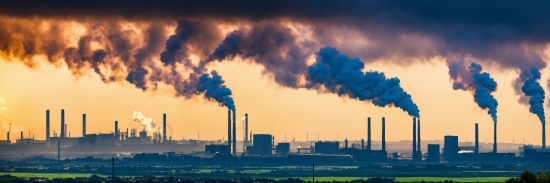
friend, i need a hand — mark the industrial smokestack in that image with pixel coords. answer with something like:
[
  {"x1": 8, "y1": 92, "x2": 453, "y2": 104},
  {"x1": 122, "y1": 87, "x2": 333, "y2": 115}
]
[
  {"x1": 413, "y1": 117, "x2": 417, "y2": 157},
  {"x1": 543, "y1": 123, "x2": 546, "y2": 150},
  {"x1": 232, "y1": 109, "x2": 237, "y2": 155},
  {"x1": 418, "y1": 118, "x2": 421, "y2": 153},
  {"x1": 493, "y1": 122, "x2": 497, "y2": 153},
  {"x1": 61, "y1": 109, "x2": 65, "y2": 138},
  {"x1": 163, "y1": 113, "x2": 167, "y2": 142},
  {"x1": 245, "y1": 113, "x2": 248, "y2": 153},
  {"x1": 82, "y1": 114, "x2": 86, "y2": 138},
  {"x1": 382, "y1": 117, "x2": 386, "y2": 152},
  {"x1": 6, "y1": 131, "x2": 9, "y2": 143},
  {"x1": 227, "y1": 109, "x2": 231, "y2": 152},
  {"x1": 361, "y1": 139, "x2": 365, "y2": 150},
  {"x1": 475, "y1": 123, "x2": 479, "y2": 154},
  {"x1": 115, "y1": 121, "x2": 118, "y2": 139},
  {"x1": 57, "y1": 139, "x2": 60, "y2": 163},
  {"x1": 46, "y1": 110, "x2": 50, "y2": 142},
  {"x1": 20, "y1": 131, "x2": 23, "y2": 139},
  {"x1": 367, "y1": 117, "x2": 371, "y2": 151}
]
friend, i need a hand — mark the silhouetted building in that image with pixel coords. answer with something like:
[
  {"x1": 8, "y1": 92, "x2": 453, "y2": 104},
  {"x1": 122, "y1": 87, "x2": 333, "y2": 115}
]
[
  {"x1": 205, "y1": 144, "x2": 230, "y2": 154},
  {"x1": 315, "y1": 141, "x2": 339, "y2": 154},
  {"x1": 427, "y1": 144, "x2": 440, "y2": 163},
  {"x1": 444, "y1": 136, "x2": 459, "y2": 162},
  {"x1": 247, "y1": 134, "x2": 272, "y2": 156},
  {"x1": 276, "y1": 142, "x2": 290, "y2": 154}
]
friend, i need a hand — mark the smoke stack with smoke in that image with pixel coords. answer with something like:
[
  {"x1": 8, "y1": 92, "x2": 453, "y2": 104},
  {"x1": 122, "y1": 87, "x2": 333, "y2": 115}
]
[
  {"x1": 306, "y1": 47, "x2": 420, "y2": 117},
  {"x1": 521, "y1": 68, "x2": 545, "y2": 124},
  {"x1": 449, "y1": 62, "x2": 498, "y2": 123},
  {"x1": 132, "y1": 111, "x2": 160, "y2": 133}
]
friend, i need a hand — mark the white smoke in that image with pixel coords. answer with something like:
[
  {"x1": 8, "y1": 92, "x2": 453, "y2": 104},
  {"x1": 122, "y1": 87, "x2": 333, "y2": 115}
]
[
  {"x1": 1, "y1": 121, "x2": 24, "y2": 133},
  {"x1": 0, "y1": 98, "x2": 7, "y2": 111},
  {"x1": 132, "y1": 111, "x2": 160, "y2": 133}
]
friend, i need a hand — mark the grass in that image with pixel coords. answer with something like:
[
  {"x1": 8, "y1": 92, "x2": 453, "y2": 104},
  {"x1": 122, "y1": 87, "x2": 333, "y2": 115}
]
[
  {"x1": 0, "y1": 172, "x2": 106, "y2": 179},
  {"x1": 272, "y1": 176, "x2": 508, "y2": 182}
]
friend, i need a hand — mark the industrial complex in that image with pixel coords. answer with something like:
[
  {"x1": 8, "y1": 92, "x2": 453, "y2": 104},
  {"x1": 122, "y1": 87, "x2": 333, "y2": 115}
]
[{"x1": 0, "y1": 109, "x2": 549, "y2": 166}]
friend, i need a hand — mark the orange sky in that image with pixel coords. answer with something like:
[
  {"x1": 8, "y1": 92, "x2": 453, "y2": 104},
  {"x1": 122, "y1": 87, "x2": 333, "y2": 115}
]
[{"x1": 1, "y1": 51, "x2": 549, "y2": 146}]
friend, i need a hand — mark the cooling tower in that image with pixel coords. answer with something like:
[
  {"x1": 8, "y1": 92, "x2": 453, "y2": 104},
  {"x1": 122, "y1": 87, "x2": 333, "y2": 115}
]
[
  {"x1": 382, "y1": 117, "x2": 386, "y2": 152},
  {"x1": 61, "y1": 109, "x2": 65, "y2": 138},
  {"x1": 46, "y1": 110, "x2": 50, "y2": 142},
  {"x1": 163, "y1": 113, "x2": 167, "y2": 142},
  {"x1": 367, "y1": 117, "x2": 371, "y2": 151},
  {"x1": 413, "y1": 117, "x2": 417, "y2": 157},
  {"x1": 475, "y1": 123, "x2": 479, "y2": 154},
  {"x1": 543, "y1": 123, "x2": 546, "y2": 150},
  {"x1": 232, "y1": 109, "x2": 237, "y2": 155},
  {"x1": 493, "y1": 122, "x2": 497, "y2": 153},
  {"x1": 227, "y1": 109, "x2": 232, "y2": 152},
  {"x1": 82, "y1": 114, "x2": 86, "y2": 138}
]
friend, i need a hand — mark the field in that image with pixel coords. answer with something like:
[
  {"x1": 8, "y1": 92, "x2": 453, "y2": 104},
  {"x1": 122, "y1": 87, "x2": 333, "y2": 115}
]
[{"x1": 1, "y1": 172, "x2": 508, "y2": 182}]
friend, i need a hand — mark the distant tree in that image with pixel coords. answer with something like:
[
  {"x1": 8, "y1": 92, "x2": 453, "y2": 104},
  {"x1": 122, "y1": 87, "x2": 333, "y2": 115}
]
[
  {"x1": 504, "y1": 177, "x2": 519, "y2": 183},
  {"x1": 537, "y1": 171, "x2": 550, "y2": 183},
  {"x1": 520, "y1": 171, "x2": 538, "y2": 183}
]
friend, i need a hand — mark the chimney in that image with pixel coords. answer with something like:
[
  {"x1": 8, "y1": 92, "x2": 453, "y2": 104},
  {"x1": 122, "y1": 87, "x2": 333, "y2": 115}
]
[
  {"x1": 6, "y1": 131, "x2": 9, "y2": 143},
  {"x1": 20, "y1": 131, "x2": 23, "y2": 139},
  {"x1": 245, "y1": 113, "x2": 248, "y2": 153},
  {"x1": 543, "y1": 123, "x2": 546, "y2": 150},
  {"x1": 382, "y1": 117, "x2": 386, "y2": 152},
  {"x1": 163, "y1": 113, "x2": 167, "y2": 142},
  {"x1": 227, "y1": 109, "x2": 232, "y2": 152},
  {"x1": 475, "y1": 123, "x2": 479, "y2": 154},
  {"x1": 232, "y1": 109, "x2": 237, "y2": 155},
  {"x1": 46, "y1": 110, "x2": 50, "y2": 142},
  {"x1": 367, "y1": 117, "x2": 372, "y2": 151},
  {"x1": 82, "y1": 114, "x2": 86, "y2": 138},
  {"x1": 493, "y1": 122, "x2": 497, "y2": 153},
  {"x1": 413, "y1": 117, "x2": 417, "y2": 157},
  {"x1": 344, "y1": 138, "x2": 348, "y2": 148},
  {"x1": 114, "y1": 121, "x2": 118, "y2": 139},
  {"x1": 61, "y1": 109, "x2": 65, "y2": 138},
  {"x1": 361, "y1": 139, "x2": 365, "y2": 150},
  {"x1": 57, "y1": 139, "x2": 60, "y2": 162},
  {"x1": 418, "y1": 118, "x2": 421, "y2": 153}
]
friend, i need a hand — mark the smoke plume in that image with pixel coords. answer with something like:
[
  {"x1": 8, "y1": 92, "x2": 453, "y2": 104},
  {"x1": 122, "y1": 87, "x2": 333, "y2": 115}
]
[
  {"x1": 132, "y1": 111, "x2": 160, "y2": 133},
  {"x1": 449, "y1": 62, "x2": 498, "y2": 123},
  {"x1": 306, "y1": 47, "x2": 420, "y2": 117},
  {"x1": 521, "y1": 68, "x2": 545, "y2": 124},
  {"x1": 0, "y1": 98, "x2": 6, "y2": 111}
]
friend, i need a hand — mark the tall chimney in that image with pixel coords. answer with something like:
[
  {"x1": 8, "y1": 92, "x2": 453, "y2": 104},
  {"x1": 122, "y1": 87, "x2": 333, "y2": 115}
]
[
  {"x1": 114, "y1": 121, "x2": 118, "y2": 139},
  {"x1": 475, "y1": 123, "x2": 479, "y2": 154},
  {"x1": 57, "y1": 139, "x2": 60, "y2": 162},
  {"x1": 245, "y1": 113, "x2": 248, "y2": 153},
  {"x1": 163, "y1": 114, "x2": 167, "y2": 142},
  {"x1": 232, "y1": 109, "x2": 237, "y2": 155},
  {"x1": 543, "y1": 123, "x2": 546, "y2": 150},
  {"x1": 493, "y1": 122, "x2": 497, "y2": 153},
  {"x1": 7, "y1": 131, "x2": 9, "y2": 143},
  {"x1": 418, "y1": 118, "x2": 421, "y2": 153},
  {"x1": 61, "y1": 109, "x2": 65, "y2": 138},
  {"x1": 82, "y1": 114, "x2": 86, "y2": 138},
  {"x1": 46, "y1": 110, "x2": 50, "y2": 142},
  {"x1": 227, "y1": 109, "x2": 232, "y2": 153},
  {"x1": 20, "y1": 131, "x2": 23, "y2": 139},
  {"x1": 382, "y1": 117, "x2": 386, "y2": 152},
  {"x1": 413, "y1": 117, "x2": 417, "y2": 157},
  {"x1": 367, "y1": 117, "x2": 372, "y2": 151}
]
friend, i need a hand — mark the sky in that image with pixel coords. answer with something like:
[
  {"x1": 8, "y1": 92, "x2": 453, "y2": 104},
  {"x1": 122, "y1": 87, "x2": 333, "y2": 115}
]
[{"x1": 0, "y1": 0, "x2": 549, "y2": 146}]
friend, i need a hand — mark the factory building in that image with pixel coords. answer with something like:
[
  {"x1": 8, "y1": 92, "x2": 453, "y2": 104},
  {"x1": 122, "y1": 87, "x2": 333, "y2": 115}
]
[
  {"x1": 315, "y1": 141, "x2": 339, "y2": 154},
  {"x1": 444, "y1": 135, "x2": 459, "y2": 162},
  {"x1": 247, "y1": 134, "x2": 273, "y2": 156},
  {"x1": 427, "y1": 144, "x2": 440, "y2": 163},
  {"x1": 205, "y1": 144, "x2": 230, "y2": 154},
  {"x1": 276, "y1": 142, "x2": 290, "y2": 154}
]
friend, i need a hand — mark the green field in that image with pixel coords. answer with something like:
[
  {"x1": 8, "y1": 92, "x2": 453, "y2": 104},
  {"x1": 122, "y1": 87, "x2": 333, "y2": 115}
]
[
  {"x1": 1, "y1": 172, "x2": 508, "y2": 182},
  {"x1": 0, "y1": 172, "x2": 106, "y2": 179},
  {"x1": 273, "y1": 176, "x2": 508, "y2": 182}
]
